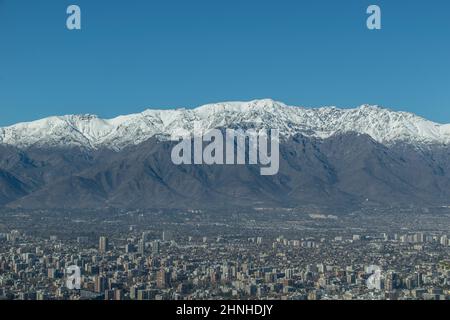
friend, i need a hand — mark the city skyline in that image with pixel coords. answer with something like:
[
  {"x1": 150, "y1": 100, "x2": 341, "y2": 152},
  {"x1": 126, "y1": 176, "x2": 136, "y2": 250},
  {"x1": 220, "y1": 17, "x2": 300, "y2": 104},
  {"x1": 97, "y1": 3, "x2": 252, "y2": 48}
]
[
  {"x1": 1, "y1": 0, "x2": 449, "y2": 304},
  {"x1": 0, "y1": 208, "x2": 449, "y2": 300}
]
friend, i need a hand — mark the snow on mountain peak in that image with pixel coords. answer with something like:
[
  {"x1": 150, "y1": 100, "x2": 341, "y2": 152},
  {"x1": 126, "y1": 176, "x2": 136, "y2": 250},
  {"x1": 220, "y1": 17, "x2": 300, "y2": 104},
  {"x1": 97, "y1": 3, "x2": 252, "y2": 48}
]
[{"x1": 0, "y1": 100, "x2": 449, "y2": 150}]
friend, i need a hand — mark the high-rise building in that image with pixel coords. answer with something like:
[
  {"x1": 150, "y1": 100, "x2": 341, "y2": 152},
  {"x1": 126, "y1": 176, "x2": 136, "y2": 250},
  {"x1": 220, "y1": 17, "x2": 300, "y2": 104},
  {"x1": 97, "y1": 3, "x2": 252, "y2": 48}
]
[
  {"x1": 114, "y1": 289, "x2": 123, "y2": 301},
  {"x1": 104, "y1": 290, "x2": 113, "y2": 300},
  {"x1": 99, "y1": 236, "x2": 109, "y2": 253},
  {"x1": 416, "y1": 272, "x2": 423, "y2": 287},
  {"x1": 36, "y1": 291, "x2": 46, "y2": 301},
  {"x1": 347, "y1": 273, "x2": 356, "y2": 284},
  {"x1": 417, "y1": 233, "x2": 425, "y2": 243},
  {"x1": 137, "y1": 289, "x2": 149, "y2": 301},
  {"x1": 285, "y1": 268, "x2": 294, "y2": 280},
  {"x1": 385, "y1": 272, "x2": 398, "y2": 292},
  {"x1": 152, "y1": 240, "x2": 160, "y2": 255},
  {"x1": 138, "y1": 240, "x2": 145, "y2": 255},
  {"x1": 157, "y1": 269, "x2": 171, "y2": 288},
  {"x1": 95, "y1": 275, "x2": 107, "y2": 293},
  {"x1": 440, "y1": 235, "x2": 448, "y2": 246},
  {"x1": 48, "y1": 268, "x2": 57, "y2": 279},
  {"x1": 129, "y1": 286, "x2": 138, "y2": 300}
]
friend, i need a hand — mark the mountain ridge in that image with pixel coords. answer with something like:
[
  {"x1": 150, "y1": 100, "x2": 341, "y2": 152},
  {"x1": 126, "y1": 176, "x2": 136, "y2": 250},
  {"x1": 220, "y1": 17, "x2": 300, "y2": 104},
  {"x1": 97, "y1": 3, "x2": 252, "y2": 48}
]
[{"x1": 2, "y1": 99, "x2": 450, "y2": 150}]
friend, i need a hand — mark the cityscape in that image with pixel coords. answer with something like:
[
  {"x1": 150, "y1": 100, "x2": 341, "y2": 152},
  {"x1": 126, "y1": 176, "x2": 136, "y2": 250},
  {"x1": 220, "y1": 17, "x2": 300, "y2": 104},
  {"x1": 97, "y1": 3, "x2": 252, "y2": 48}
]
[
  {"x1": 0, "y1": 207, "x2": 449, "y2": 300},
  {"x1": 1, "y1": 0, "x2": 450, "y2": 312}
]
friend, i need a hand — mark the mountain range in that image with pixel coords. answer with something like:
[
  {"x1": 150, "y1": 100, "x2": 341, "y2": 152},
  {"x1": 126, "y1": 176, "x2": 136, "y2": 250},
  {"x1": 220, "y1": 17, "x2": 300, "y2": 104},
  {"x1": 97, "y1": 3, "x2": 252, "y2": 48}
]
[{"x1": 1, "y1": 99, "x2": 449, "y2": 211}]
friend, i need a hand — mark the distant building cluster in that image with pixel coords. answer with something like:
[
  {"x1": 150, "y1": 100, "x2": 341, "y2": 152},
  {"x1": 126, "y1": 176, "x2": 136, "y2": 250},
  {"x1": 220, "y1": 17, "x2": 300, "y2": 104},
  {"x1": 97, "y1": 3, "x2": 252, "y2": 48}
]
[{"x1": 0, "y1": 228, "x2": 449, "y2": 300}]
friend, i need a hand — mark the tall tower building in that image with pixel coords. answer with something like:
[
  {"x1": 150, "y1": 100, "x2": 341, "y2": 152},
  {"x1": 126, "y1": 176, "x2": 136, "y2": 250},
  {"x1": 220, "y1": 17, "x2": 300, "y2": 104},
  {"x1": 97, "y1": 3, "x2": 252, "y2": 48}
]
[
  {"x1": 138, "y1": 239, "x2": 145, "y2": 255},
  {"x1": 440, "y1": 235, "x2": 448, "y2": 246},
  {"x1": 114, "y1": 289, "x2": 123, "y2": 301},
  {"x1": 152, "y1": 240, "x2": 160, "y2": 255},
  {"x1": 99, "y1": 236, "x2": 109, "y2": 253},
  {"x1": 157, "y1": 269, "x2": 171, "y2": 289},
  {"x1": 95, "y1": 275, "x2": 107, "y2": 293}
]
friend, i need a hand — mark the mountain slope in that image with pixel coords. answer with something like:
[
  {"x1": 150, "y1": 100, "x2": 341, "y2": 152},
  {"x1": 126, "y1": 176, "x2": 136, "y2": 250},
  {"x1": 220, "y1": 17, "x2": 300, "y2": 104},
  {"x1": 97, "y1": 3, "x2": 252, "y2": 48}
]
[{"x1": 2, "y1": 134, "x2": 450, "y2": 210}]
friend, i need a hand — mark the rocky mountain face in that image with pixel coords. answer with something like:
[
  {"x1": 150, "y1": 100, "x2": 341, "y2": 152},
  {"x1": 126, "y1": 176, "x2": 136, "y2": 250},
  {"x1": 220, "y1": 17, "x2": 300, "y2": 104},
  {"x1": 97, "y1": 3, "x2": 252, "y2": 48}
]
[{"x1": 0, "y1": 100, "x2": 449, "y2": 210}]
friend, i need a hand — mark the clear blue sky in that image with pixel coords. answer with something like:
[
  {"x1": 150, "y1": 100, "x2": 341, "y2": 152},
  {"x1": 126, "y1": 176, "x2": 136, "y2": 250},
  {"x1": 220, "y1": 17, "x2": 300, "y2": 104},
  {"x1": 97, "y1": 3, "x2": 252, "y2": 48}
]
[{"x1": 0, "y1": 0, "x2": 449, "y2": 126}]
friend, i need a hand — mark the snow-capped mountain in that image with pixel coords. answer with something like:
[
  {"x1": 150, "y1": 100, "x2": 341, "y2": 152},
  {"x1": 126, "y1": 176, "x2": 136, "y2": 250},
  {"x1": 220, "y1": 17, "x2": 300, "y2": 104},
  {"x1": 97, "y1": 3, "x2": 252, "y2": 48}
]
[
  {"x1": 2, "y1": 99, "x2": 450, "y2": 210},
  {"x1": 1, "y1": 99, "x2": 450, "y2": 150}
]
